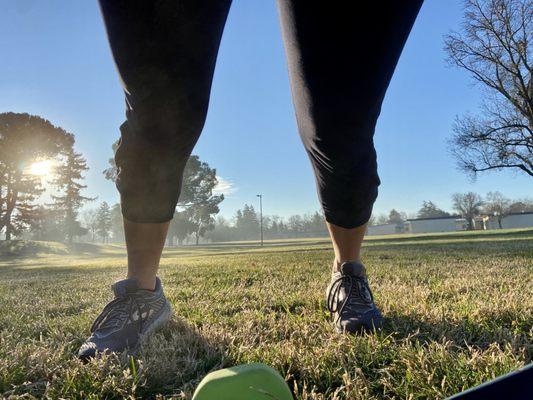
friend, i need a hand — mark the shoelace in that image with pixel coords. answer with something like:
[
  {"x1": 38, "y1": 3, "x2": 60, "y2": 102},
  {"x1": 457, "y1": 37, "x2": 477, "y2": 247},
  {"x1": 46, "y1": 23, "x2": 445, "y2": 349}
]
[
  {"x1": 90, "y1": 294, "x2": 144, "y2": 334},
  {"x1": 326, "y1": 274, "x2": 373, "y2": 322}
]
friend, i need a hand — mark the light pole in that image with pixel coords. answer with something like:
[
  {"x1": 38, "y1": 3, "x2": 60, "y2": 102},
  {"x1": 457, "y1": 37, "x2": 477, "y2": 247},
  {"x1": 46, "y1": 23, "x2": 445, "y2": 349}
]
[{"x1": 256, "y1": 194, "x2": 263, "y2": 246}]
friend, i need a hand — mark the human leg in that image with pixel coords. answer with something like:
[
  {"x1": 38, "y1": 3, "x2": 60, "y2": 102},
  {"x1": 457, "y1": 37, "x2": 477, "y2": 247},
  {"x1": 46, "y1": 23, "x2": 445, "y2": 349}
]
[
  {"x1": 278, "y1": 0, "x2": 423, "y2": 332},
  {"x1": 78, "y1": 0, "x2": 232, "y2": 358}
]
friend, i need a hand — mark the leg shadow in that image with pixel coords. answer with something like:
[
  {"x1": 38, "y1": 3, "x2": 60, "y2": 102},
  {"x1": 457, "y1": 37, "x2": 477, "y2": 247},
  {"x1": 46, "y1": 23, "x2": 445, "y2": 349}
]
[
  {"x1": 138, "y1": 318, "x2": 230, "y2": 397},
  {"x1": 383, "y1": 311, "x2": 530, "y2": 352}
]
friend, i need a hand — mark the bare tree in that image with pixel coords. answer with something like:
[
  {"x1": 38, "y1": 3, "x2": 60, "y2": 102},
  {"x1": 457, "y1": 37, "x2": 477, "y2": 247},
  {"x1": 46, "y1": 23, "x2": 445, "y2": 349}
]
[
  {"x1": 452, "y1": 192, "x2": 484, "y2": 229},
  {"x1": 374, "y1": 214, "x2": 389, "y2": 225},
  {"x1": 484, "y1": 191, "x2": 511, "y2": 227},
  {"x1": 445, "y1": 0, "x2": 532, "y2": 177},
  {"x1": 508, "y1": 197, "x2": 533, "y2": 212},
  {"x1": 82, "y1": 209, "x2": 99, "y2": 242}
]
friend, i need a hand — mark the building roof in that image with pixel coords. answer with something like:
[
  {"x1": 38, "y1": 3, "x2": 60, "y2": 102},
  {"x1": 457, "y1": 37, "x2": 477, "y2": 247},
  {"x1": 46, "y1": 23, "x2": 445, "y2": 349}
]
[
  {"x1": 407, "y1": 212, "x2": 533, "y2": 222},
  {"x1": 407, "y1": 215, "x2": 461, "y2": 222},
  {"x1": 506, "y1": 211, "x2": 533, "y2": 216},
  {"x1": 367, "y1": 223, "x2": 398, "y2": 228}
]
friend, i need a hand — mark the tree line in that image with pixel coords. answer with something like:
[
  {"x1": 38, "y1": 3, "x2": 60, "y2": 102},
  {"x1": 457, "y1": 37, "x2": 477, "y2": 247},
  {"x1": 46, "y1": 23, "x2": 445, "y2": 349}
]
[
  {"x1": 2, "y1": 113, "x2": 531, "y2": 244},
  {"x1": 204, "y1": 207, "x2": 328, "y2": 243},
  {"x1": 52, "y1": 190, "x2": 533, "y2": 245},
  {"x1": 197, "y1": 191, "x2": 533, "y2": 243},
  {"x1": 370, "y1": 192, "x2": 533, "y2": 231}
]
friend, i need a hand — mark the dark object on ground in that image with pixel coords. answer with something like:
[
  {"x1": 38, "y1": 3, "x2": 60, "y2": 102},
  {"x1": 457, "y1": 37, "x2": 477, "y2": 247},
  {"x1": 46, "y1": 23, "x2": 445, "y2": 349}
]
[{"x1": 447, "y1": 363, "x2": 533, "y2": 399}]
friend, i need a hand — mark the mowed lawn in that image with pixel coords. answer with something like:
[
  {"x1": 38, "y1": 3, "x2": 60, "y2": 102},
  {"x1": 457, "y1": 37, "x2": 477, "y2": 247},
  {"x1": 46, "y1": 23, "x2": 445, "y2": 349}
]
[{"x1": 0, "y1": 229, "x2": 532, "y2": 399}]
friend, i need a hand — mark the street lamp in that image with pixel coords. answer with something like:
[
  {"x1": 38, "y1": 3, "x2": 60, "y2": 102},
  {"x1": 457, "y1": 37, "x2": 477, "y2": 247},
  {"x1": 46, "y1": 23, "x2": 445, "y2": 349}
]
[{"x1": 256, "y1": 194, "x2": 263, "y2": 246}]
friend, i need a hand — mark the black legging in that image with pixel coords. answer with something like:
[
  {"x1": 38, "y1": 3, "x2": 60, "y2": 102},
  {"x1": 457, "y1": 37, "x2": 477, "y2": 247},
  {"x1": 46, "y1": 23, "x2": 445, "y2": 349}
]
[{"x1": 98, "y1": 0, "x2": 423, "y2": 228}]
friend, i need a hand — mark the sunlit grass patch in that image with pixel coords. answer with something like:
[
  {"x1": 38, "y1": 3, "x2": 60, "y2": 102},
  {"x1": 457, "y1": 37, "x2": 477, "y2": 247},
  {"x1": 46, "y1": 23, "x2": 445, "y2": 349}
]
[{"x1": 0, "y1": 229, "x2": 531, "y2": 399}]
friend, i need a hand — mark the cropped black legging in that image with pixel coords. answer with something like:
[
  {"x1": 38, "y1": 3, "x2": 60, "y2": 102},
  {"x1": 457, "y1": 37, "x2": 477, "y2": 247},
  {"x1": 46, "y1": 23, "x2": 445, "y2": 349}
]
[{"x1": 99, "y1": 0, "x2": 423, "y2": 229}]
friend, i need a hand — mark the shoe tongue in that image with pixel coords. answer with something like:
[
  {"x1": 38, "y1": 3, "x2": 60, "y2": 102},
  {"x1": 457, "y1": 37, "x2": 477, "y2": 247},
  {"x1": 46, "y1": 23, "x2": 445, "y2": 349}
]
[
  {"x1": 341, "y1": 262, "x2": 366, "y2": 277},
  {"x1": 112, "y1": 278, "x2": 140, "y2": 298}
]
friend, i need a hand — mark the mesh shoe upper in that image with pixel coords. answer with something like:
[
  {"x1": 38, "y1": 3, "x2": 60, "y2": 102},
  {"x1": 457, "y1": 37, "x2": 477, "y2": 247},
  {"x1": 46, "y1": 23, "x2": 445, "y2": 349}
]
[
  {"x1": 78, "y1": 277, "x2": 172, "y2": 359},
  {"x1": 326, "y1": 262, "x2": 382, "y2": 333}
]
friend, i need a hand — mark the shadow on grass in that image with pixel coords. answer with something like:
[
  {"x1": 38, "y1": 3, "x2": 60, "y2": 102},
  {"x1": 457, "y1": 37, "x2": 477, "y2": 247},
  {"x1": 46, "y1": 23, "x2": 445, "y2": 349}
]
[
  {"x1": 159, "y1": 236, "x2": 533, "y2": 261},
  {"x1": 0, "y1": 264, "x2": 118, "y2": 283},
  {"x1": 367, "y1": 229, "x2": 533, "y2": 244},
  {"x1": 0, "y1": 240, "x2": 123, "y2": 262},
  {"x1": 364, "y1": 237, "x2": 533, "y2": 256},
  {"x1": 0, "y1": 240, "x2": 67, "y2": 258},
  {"x1": 384, "y1": 312, "x2": 530, "y2": 354},
  {"x1": 138, "y1": 318, "x2": 230, "y2": 397}
]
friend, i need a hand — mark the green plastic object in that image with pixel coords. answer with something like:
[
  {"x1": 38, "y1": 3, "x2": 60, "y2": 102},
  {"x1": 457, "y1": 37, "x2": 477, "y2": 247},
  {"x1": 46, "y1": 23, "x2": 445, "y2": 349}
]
[{"x1": 192, "y1": 363, "x2": 293, "y2": 400}]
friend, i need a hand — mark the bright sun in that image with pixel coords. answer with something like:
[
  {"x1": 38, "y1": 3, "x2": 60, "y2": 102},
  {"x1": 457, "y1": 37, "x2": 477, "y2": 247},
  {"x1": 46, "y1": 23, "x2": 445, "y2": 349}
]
[{"x1": 27, "y1": 160, "x2": 54, "y2": 176}]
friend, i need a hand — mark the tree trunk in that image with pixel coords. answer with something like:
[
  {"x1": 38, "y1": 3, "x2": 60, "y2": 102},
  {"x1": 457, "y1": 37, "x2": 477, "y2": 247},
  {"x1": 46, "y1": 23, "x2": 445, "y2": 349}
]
[
  {"x1": 195, "y1": 231, "x2": 199, "y2": 245},
  {"x1": 0, "y1": 175, "x2": 17, "y2": 234}
]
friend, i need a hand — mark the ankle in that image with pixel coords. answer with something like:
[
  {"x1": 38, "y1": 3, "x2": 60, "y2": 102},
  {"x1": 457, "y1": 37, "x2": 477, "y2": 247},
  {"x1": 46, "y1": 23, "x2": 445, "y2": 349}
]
[
  {"x1": 127, "y1": 274, "x2": 157, "y2": 291},
  {"x1": 332, "y1": 258, "x2": 362, "y2": 273}
]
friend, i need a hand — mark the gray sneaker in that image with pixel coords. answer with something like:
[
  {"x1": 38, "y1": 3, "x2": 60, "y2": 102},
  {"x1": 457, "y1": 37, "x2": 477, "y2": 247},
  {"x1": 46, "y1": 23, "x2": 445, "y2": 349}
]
[
  {"x1": 78, "y1": 277, "x2": 172, "y2": 360},
  {"x1": 326, "y1": 262, "x2": 382, "y2": 333}
]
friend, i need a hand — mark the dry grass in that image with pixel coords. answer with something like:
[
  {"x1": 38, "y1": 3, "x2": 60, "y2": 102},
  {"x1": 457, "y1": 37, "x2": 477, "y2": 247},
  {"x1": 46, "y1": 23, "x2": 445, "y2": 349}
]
[{"x1": 0, "y1": 229, "x2": 532, "y2": 399}]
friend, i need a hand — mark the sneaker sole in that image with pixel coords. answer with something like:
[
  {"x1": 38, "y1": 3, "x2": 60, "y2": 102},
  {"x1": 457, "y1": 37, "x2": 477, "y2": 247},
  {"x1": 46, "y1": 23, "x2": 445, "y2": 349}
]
[{"x1": 333, "y1": 311, "x2": 383, "y2": 334}]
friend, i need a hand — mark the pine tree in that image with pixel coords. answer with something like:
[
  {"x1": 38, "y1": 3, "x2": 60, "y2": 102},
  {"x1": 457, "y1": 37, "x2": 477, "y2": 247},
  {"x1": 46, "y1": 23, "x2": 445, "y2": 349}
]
[
  {"x1": 168, "y1": 210, "x2": 196, "y2": 245},
  {"x1": 417, "y1": 201, "x2": 450, "y2": 219},
  {"x1": 50, "y1": 151, "x2": 94, "y2": 243},
  {"x1": 0, "y1": 112, "x2": 72, "y2": 240},
  {"x1": 96, "y1": 202, "x2": 112, "y2": 243},
  {"x1": 29, "y1": 205, "x2": 64, "y2": 241},
  {"x1": 110, "y1": 203, "x2": 124, "y2": 243},
  {"x1": 177, "y1": 156, "x2": 224, "y2": 244},
  {"x1": 104, "y1": 147, "x2": 224, "y2": 245},
  {"x1": 234, "y1": 204, "x2": 259, "y2": 240},
  {"x1": 387, "y1": 209, "x2": 406, "y2": 225},
  {"x1": 2, "y1": 173, "x2": 44, "y2": 240}
]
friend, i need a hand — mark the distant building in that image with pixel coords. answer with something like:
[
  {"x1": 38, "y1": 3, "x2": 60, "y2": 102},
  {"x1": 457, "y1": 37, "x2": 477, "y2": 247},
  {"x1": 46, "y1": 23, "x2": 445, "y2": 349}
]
[
  {"x1": 473, "y1": 215, "x2": 490, "y2": 230},
  {"x1": 487, "y1": 212, "x2": 533, "y2": 230},
  {"x1": 406, "y1": 216, "x2": 466, "y2": 234},
  {"x1": 366, "y1": 223, "x2": 399, "y2": 236},
  {"x1": 368, "y1": 211, "x2": 533, "y2": 236}
]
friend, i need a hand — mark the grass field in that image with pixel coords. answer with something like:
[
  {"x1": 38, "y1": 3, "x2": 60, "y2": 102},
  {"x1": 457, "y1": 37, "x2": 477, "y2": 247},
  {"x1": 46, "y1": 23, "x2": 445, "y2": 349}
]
[{"x1": 0, "y1": 229, "x2": 532, "y2": 399}]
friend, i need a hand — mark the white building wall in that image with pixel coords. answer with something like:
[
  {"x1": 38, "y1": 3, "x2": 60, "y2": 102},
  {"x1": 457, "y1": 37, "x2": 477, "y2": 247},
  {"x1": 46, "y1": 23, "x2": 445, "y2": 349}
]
[
  {"x1": 367, "y1": 224, "x2": 397, "y2": 236},
  {"x1": 409, "y1": 218, "x2": 458, "y2": 234},
  {"x1": 486, "y1": 217, "x2": 500, "y2": 230},
  {"x1": 501, "y1": 213, "x2": 533, "y2": 229}
]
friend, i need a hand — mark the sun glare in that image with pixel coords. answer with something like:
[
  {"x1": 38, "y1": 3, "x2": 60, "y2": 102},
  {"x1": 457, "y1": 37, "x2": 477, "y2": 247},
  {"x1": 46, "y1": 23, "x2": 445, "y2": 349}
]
[{"x1": 27, "y1": 160, "x2": 54, "y2": 176}]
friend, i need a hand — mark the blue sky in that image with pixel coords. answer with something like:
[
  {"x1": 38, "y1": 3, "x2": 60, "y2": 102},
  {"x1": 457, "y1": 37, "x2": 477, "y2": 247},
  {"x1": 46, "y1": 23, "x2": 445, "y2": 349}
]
[{"x1": 1, "y1": 0, "x2": 531, "y2": 220}]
